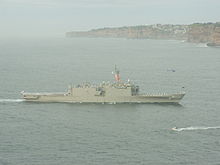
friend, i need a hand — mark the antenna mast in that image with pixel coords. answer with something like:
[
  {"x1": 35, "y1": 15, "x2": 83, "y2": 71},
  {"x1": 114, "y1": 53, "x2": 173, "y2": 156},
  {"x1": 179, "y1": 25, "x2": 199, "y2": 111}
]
[{"x1": 114, "y1": 65, "x2": 120, "y2": 82}]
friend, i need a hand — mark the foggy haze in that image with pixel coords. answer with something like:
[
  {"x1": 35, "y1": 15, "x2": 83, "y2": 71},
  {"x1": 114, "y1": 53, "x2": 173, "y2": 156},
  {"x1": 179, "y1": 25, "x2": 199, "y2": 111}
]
[{"x1": 1, "y1": 0, "x2": 220, "y2": 38}]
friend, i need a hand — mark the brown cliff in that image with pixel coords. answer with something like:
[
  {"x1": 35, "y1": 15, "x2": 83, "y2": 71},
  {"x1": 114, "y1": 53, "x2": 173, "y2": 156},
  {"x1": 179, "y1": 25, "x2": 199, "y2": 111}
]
[
  {"x1": 187, "y1": 23, "x2": 215, "y2": 43},
  {"x1": 208, "y1": 26, "x2": 220, "y2": 46},
  {"x1": 66, "y1": 22, "x2": 220, "y2": 45}
]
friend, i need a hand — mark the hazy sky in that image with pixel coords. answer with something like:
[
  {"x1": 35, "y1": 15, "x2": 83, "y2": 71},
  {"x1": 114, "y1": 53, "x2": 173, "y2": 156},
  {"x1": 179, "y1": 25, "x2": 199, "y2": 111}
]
[{"x1": 1, "y1": 0, "x2": 220, "y2": 37}]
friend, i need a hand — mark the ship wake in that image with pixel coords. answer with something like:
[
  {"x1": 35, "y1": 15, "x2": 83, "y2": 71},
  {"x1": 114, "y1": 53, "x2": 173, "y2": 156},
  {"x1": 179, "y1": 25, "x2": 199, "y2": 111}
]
[
  {"x1": 196, "y1": 44, "x2": 208, "y2": 48},
  {"x1": 172, "y1": 126, "x2": 220, "y2": 132},
  {"x1": 0, "y1": 99, "x2": 24, "y2": 103}
]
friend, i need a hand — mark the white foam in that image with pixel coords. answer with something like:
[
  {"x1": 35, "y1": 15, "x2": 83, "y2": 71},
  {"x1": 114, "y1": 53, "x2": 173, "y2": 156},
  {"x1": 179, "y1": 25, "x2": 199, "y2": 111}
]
[
  {"x1": 172, "y1": 126, "x2": 220, "y2": 132},
  {"x1": 0, "y1": 99, "x2": 24, "y2": 103},
  {"x1": 197, "y1": 44, "x2": 208, "y2": 48}
]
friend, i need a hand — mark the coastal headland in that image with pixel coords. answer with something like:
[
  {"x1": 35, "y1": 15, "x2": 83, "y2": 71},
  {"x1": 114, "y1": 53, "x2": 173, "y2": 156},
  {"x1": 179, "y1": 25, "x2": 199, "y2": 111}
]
[{"x1": 66, "y1": 22, "x2": 220, "y2": 46}]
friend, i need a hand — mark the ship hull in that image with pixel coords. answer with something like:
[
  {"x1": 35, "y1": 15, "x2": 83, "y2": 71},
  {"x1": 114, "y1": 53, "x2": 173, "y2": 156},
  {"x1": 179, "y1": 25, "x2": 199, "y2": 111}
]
[{"x1": 22, "y1": 93, "x2": 185, "y2": 104}]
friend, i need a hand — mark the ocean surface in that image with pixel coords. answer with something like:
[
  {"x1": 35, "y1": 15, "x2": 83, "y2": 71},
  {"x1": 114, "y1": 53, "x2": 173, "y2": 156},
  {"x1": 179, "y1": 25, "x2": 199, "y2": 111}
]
[{"x1": 0, "y1": 37, "x2": 220, "y2": 165}]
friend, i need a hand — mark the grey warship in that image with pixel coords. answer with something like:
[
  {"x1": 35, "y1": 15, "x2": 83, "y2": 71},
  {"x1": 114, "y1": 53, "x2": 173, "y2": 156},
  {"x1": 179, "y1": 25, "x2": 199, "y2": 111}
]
[{"x1": 21, "y1": 67, "x2": 185, "y2": 103}]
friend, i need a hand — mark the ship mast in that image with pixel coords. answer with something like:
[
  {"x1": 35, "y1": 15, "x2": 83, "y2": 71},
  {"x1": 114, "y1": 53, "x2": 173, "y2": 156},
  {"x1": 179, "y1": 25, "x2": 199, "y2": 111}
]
[{"x1": 114, "y1": 65, "x2": 120, "y2": 82}]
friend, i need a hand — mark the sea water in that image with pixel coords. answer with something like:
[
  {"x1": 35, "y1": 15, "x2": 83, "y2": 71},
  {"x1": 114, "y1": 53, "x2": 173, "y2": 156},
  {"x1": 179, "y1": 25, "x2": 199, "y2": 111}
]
[{"x1": 0, "y1": 37, "x2": 220, "y2": 164}]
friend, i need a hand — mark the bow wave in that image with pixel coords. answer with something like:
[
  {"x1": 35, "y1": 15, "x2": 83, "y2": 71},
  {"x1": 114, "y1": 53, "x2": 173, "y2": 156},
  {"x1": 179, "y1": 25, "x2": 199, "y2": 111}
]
[{"x1": 0, "y1": 99, "x2": 24, "y2": 103}]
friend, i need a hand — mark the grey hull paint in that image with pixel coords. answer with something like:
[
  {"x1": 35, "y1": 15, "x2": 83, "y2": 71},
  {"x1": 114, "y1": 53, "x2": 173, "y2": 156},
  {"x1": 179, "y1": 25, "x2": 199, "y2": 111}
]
[{"x1": 22, "y1": 91, "x2": 185, "y2": 104}]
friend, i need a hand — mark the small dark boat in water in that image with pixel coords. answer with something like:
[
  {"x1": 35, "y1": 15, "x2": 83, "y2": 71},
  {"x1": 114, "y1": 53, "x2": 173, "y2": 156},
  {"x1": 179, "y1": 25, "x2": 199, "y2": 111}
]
[{"x1": 207, "y1": 42, "x2": 220, "y2": 47}]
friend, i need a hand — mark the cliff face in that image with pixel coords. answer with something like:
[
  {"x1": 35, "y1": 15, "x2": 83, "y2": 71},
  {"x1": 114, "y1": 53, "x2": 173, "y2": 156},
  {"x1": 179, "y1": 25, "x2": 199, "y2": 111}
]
[
  {"x1": 211, "y1": 26, "x2": 220, "y2": 45},
  {"x1": 187, "y1": 23, "x2": 215, "y2": 43},
  {"x1": 66, "y1": 23, "x2": 220, "y2": 45},
  {"x1": 66, "y1": 24, "x2": 188, "y2": 40}
]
